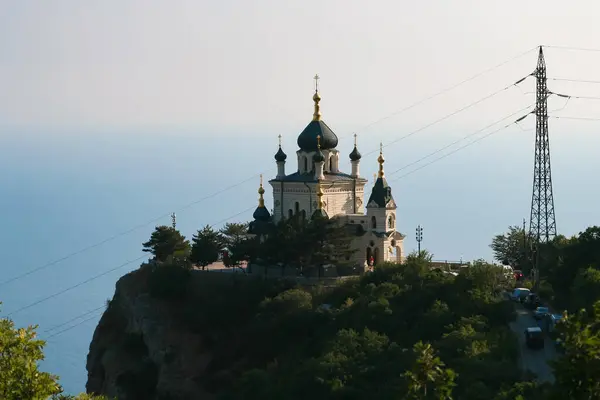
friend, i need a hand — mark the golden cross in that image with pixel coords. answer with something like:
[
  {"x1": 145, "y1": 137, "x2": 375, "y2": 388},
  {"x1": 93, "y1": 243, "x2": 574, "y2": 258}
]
[
  {"x1": 260, "y1": 174, "x2": 263, "y2": 186},
  {"x1": 380, "y1": 142, "x2": 383, "y2": 154},
  {"x1": 317, "y1": 134, "x2": 321, "y2": 149},
  {"x1": 278, "y1": 134, "x2": 282, "y2": 147},
  {"x1": 314, "y1": 74, "x2": 320, "y2": 92},
  {"x1": 354, "y1": 133, "x2": 357, "y2": 147}
]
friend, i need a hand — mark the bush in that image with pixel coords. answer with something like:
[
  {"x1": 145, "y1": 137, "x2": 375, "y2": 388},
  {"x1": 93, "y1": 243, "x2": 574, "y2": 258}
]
[{"x1": 148, "y1": 264, "x2": 191, "y2": 300}]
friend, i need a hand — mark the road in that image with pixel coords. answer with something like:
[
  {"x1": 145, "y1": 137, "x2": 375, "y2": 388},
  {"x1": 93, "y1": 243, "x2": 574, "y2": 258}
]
[{"x1": 508, "y1": 303, "x2": 557, "y2": 383}]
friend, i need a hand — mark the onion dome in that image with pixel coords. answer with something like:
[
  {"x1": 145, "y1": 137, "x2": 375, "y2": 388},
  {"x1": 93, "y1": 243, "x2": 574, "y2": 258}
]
[
  {"x1": 349, "y1": 146, "x2": 361, "y2": 161},
  {"x1": 350, "y1": 133, "x2": 362, "y2": 161},
  {"x1": 297, "y1": 75, "x2": 339, "y2": 151},
  {"x1": 275, "y1": 135, "x2": 287, "y2": 162},
  {"x1": 252, "y1": 175, "x2": 271, "y2": 222},
  {"x1": 275, "y1": 147, "x2": 287, "y2": 162}
]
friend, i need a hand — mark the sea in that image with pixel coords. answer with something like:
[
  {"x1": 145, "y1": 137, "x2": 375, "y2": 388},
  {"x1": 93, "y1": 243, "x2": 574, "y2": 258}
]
[{"x1": 1, "y1": 124, "x2": 598, "y2": 394}]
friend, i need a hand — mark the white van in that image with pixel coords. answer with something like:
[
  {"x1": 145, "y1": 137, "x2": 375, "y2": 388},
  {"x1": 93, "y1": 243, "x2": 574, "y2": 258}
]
[{"x1": 511, "y1": 288, "x2": 530, "y2": 302}]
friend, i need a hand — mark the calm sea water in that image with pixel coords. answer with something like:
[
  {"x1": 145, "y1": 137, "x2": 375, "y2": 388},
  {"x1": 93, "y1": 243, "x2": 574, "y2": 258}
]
[{"x1": 0, "y1": 126, "x2": 598, "y2": 394}]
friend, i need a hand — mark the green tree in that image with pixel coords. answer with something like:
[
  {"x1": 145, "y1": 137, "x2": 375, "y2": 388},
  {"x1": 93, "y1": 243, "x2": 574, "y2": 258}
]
[
  {"x1": 571, "y1": 267, "x2": 600, "y2": 313},
  {"x1": 0, "y1": 303, "x2": 108, "y2": 400},
  {"x1": 220, "y1": 222, "x2": 250, "y2": 269},
  {"x1": 551, "y1": 302, "x2": 600, "y2": 399},
  {"x1": 190, "y1": 225, "x2": 223, "y2": 270},
  {"x1": 142, "y1": 225, "x2": 190, "y2": 263},
  {"x1": 490, "y1": 225, "x2": 530, "y2": 270},
  {"x1": 403, "y1": 341, "x2": 456, "y2": 400}
]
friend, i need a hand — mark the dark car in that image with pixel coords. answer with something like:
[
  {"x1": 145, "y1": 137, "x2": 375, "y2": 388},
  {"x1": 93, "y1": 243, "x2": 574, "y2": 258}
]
[
  {"x1": 533, "y1": 306, "x2": 549, "y2": 320},
  {"x1": 524, "y1": 293, "x2": 541, "y2": 309},
  {"x1": 525, "y1": 327, "x2": 544, "y2": 349}
]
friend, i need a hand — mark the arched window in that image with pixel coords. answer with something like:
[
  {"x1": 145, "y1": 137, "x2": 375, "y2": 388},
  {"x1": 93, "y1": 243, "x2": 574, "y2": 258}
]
[
  {"x1": 329, "y1": 157, "x2": 333, "y2": 172},
  {"x1": 388, "y1": 214, "x2": 395, "y2": 229},
  {"x1": 295, "y1": 202, "x2": 300, "y2": 214},
  {"x1": 371, "y1": 216, "x2": 377, "y2": 229},
  {"x1": 288, "y1": 209, "x2": 293, "y2": 219},
  {"x1": 304, "y1": 157, "x2": 308, "y2": 173},
  {"x1": 301, "y1": 210, "x2": 306, "y2": 220}
]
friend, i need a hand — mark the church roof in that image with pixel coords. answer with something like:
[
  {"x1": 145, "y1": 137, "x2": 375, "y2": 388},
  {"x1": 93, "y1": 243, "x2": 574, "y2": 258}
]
[
  {"x1": 297, "y1": 120, "x2": 339, "y2": 151},
  {"x1": 270, "y1": 171, "x2": 367, "y2": 183},
  {"x1": 367, "y1": 177, "x2": 395, "y2": 208}
]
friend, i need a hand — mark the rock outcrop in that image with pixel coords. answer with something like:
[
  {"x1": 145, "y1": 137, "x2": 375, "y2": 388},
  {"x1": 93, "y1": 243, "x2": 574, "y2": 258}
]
[{"x1": 86, "y1": 265, "x2": 217, "y2": 400}]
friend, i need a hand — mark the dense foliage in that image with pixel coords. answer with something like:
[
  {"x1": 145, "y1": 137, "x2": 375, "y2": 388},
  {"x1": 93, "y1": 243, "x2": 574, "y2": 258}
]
[{"x1": 174, "y1": 256, "x2": 520, "y2": 399}]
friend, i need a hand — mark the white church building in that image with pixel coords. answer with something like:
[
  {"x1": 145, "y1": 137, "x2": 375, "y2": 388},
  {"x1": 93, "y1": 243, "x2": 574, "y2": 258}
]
[{"x1": 249, "y1": 76, "x2": 405, "y2": 267}]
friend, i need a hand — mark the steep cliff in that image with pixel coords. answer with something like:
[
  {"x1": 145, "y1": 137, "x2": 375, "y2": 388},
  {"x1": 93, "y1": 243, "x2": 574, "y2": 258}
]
[{"x1": 86, "y1": 264, "x2": 301, "y2": 400}]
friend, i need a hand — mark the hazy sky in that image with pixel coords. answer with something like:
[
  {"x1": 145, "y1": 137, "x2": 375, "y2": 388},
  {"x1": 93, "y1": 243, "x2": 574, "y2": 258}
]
[{"x1": 2, "y1": 0, "x2": 600, "y2": 135}]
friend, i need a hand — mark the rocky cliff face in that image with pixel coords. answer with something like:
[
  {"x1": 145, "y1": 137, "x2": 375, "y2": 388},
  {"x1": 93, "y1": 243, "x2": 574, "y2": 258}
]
[{"x1": 86, "y1": 265, "x2": 217, "y2": 400}]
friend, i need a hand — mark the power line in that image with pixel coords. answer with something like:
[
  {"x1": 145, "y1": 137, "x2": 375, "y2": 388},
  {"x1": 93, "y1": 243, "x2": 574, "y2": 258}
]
[
  {"x1": 548, "y1": 90, "x2": 600, "y2": 101},
  {"x1": 361, "y1": 78, "x2": 528, "y2": 158},
  {"x1": 0, "y1": 48, "x2": 536, "y2": 289},
  {"x1": 44, "y1": 311, "x2": 104, "y2": 340},
  {"x1": 0, "y1": 177, "x2": 259, "y2": 288},
  {"x1": 42, "y1": 305, "x2": 105, "y2": 334},
  {"x1": 5, "y1": 255, "x2": 146, "y2": 318},
  {"x1": 388, "y1": 118, "x2": 526, "y2": 183},
  {"x1": 386, "y1": 104, "x2": 534, "y2": 178},
  {"x1": 544, "y1": 45, "x2": 600, "y2": 53},
  {"x1": 549, "y1": 115, "x2": 600, "y2": 122},
  {"x1": 550, "y1": 77, "x2": 600, "y2": 85},
  {"x1": 351, "y1": 47, "x2": 537, "y2": 134}
]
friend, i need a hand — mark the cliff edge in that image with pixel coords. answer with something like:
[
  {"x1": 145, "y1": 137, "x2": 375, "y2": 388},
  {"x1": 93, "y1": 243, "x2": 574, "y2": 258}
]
[
  {"x1": 86, "y1": 263, "x2": 302, "y2": 400},
  {"x1": 85, "y1": 264, "x2": 217, "y2": 399}
]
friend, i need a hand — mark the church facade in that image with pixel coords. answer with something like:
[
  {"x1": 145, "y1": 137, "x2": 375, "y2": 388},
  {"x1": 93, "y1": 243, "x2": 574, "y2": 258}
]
[{"x1": 250, "y1": 76, "x2": 405, "y2": 267}]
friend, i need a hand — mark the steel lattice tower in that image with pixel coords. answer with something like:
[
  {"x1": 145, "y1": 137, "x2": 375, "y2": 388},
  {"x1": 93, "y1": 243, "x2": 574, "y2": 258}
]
[{"x1": 529, "y1": 46, "x2": 557, "y2": 244}]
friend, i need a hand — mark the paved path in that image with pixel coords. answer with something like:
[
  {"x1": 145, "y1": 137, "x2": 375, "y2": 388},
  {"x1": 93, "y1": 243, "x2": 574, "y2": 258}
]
[{"x1": 508, "y1": 303, "x2": 557, "y2": 383}]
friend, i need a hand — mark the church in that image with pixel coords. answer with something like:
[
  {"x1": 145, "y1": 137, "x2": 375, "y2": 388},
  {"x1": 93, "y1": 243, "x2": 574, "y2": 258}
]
[{"x1": 249, "y1": 76, "x2": 405, "y2": 268}]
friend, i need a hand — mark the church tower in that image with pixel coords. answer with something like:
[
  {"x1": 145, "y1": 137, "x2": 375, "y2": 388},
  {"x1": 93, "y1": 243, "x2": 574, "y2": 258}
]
[
  {"x1": 268, "y1": 75, "x2": 368, "y2": 222},
  {"x1": 366, "y1": 143, "x2": 397, "y2": 232},
  {"x1": 361, "y1": 144, "x2": 405, "y2": 265},
  {"x1": 248, "y1": 175, "x2": 273, "y2": 242}
]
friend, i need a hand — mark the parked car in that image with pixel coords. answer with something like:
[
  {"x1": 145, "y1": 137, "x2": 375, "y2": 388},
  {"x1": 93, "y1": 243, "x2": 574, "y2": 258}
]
[
  {"x1": 511, "y1": 288, "x2": 531, "y2": 302},
  {"x1": 523, "y1": 293, "x2": 541, "y2": 309},
  {"x1": 533, "y1": 306, "x2": 549, "y2": 320},
  {"x1": 525, "y1": 327, "x2": 544, "y2": 349}
]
